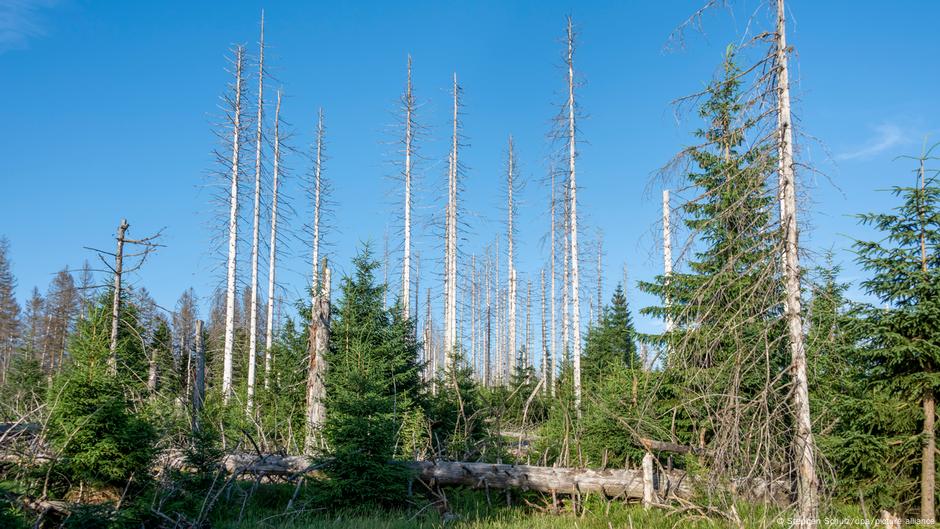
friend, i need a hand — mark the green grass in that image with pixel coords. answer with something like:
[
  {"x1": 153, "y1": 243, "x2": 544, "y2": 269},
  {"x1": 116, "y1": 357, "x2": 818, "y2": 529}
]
[{"x1": 212, "y1": 487, "x2": 882, "y2": 529}]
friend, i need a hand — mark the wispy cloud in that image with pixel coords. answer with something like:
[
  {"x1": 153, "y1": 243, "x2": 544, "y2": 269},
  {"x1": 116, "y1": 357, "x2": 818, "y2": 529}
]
[
  {"x1": 0, "y1": 0, "x2": 60, "y2": 53},
  {"x1": 835, "y1": 123, "x2": 906, "y2": 161}
]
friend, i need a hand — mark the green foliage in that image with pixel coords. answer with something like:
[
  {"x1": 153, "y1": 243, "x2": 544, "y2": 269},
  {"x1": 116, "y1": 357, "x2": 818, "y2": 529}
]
[
  {"x1": 428, "y1": 350, "x2": 488, "y2": 460},
  {"x1": 0, "y1": 355, "x2": 44, "y2": 420},
  {"x1": 322, "y1": 246, "x2": 419, "y2": 506},
  {"x1": 46, "y1": 295, "x2": 157, "y2": 487},
  {"x1": 582, "y1": 284, "x2": 638, "y2": 386}
]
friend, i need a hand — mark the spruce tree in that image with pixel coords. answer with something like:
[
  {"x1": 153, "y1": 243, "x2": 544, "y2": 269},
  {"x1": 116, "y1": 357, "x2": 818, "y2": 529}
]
[
  {"x1": 581, "y1": 284, "x2": 638, "y2": 387},
  {"x1": 854, "y1": 149, "x2": 940, "y2": 521}
]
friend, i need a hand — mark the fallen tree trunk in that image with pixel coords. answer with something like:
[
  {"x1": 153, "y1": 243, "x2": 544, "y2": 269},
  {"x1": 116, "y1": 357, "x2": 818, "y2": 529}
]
[{"x1": 409, "y1": 459, "x2": 690, "y2": 500}]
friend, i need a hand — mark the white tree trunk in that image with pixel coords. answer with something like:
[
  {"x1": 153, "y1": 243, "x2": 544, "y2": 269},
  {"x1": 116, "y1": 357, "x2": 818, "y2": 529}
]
[
  {"x1": 402, "y1": 56, "x2": 414, "y2": 320},
  {"x1": 662, "y1": 189, "x2": 673, "y2": 335},
  {"x1": 305, "y1": 260, "x2": 330, "y2": 455},
  {"x1": 774, "y1": 1, "x2": 818, "y2": 526},
  {"x1": 540, "y1": 269, "x2": 548, "y2": 393},
  {"x1": 507, "y1": 137, "x2": 517, "y2": 374},
  {"x1": 550, "y1": 171, "x2": 557, "y2": 396},
  {"x1": 264, "y1": 90, "x2": 281, "y2": 390},
  {"x1": 444, "y1": 73, "x2": 460, "y2": 372},
  {"x1": 192, "y1": 320, "x2": 205, "y2": 430},
  {"x1": 222, "y1": 47, "x2": 244, "y2": 404},
  {"x1": 246, "y1": 15, "x2": 265, "y2": 416},
  {"x1": 596, "y1": 234, "x2": 603, "y2": 324},
  {"x1": 312, "y1": 109, "x2": 324, "y2": 299},
  {"x1": 565, "y1": 17, "x2": 582, "y2": 418}
]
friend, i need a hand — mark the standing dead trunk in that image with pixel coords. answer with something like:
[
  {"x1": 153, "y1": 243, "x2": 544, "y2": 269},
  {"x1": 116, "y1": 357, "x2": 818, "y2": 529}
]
[
  {"x1": 402, "y1": 55, "x2": 415, "y2": 320},
  {"x1": 506, "y1": 136, "x2": 517, "y2": 374},
  {"x1": 312, "y1": 109, "x2": 324, "y2": 294},
  {"x1": 595, "y1": 234, "x2": 603, "y2": 325},
  {"x1": 193, "y1": 320, "x2": 205, "y2": 430},
  {"x1": 222, "y1": 47, "x2": 245, "y2": 404},
  {"x1": 774, "y1": 1, "x2": 818, "y2": 526},
  {"x1": 305, "y1": 260, "x2": 331, "y2": 455},
  {"x1": 662, "y1": 190, "x2": 673, "y2": 336},
  {"x1": 247, "y1": 12, "x2": 266, "y2": 416},
  {"x1": 264, "y1": 90, "x2": 282, "y2": 390},
  {"x1": 540, "y1": 269, "x2": 548, "y2": 393},
  {"x1": 550, "y1": 170, "x2": 557, "y2": 397},
  {"x1": 565, "y1": 17, "x2": 583, "y2": 419},
  {"x1": 443, "y1": 73, "x2": 460, "y2": 372},
  {"x1": 108, "y1": 219, "x2": 128, "y2": 374}
]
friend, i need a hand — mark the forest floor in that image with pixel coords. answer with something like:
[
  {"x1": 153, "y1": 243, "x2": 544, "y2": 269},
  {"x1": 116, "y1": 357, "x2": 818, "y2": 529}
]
[{"x1": 212, "y1": 486, "x2": 877, "y2": 529}]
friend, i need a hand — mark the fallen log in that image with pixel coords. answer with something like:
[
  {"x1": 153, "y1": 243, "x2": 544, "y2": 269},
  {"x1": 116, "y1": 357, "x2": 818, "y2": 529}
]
[{"x1": 408, "y1": 460, "x2": 690, "y2": 500}]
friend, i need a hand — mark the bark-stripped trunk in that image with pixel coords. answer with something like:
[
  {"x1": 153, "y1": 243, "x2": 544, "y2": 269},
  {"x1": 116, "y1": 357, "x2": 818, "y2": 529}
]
[
  {"x1": 507, "y1": 137, "x2": 517, "y2": 374},
  {"x1": 247, "y1": 14, "x2": 265, "y2": 416},
  {"x1": 550, "y1": 171, "x2": 557, "y2": 396},
  {"x1": 495, "y1": 239, "x2": 503, "y2": 383},
  {"x1": 484, "y1": 258, "x2": 492, "y2": 387},
  {"x1": 424, "y1": 288, "x2": 435, "y2": 392},
  {"x1": 561, "y1": 196, "x2": 570, "y2": 370},
  {"x1": 192, "y1": 320, "x2": 205, "y2": 431},
  {"x1": 402, "y1": 56, "x2": 414, "y2": 320},
  {"x1": 444, "y1": 73, "x2": 460, "y2": 372},
  {"x1": 470, "y1": 257, "x2": 477, "y2": 378},
  {"x1": 540, "y1": 268, "x2": 548, "y2": 393},
  {"x1": 264, "y1": 90, "x2": 282, "y2": 390},
  {"x1": 222, "y1": 47, "x2": 245, "y2": 404},
  {"x1": 596, "y1": 234, "x2": 603, "y2": 324},
  {"x1": 305, "y1": 260, "x2": 330, "y2": 455},
  {"x1": 774, "y1": 1, "x2": 818, "y2": 526},
  {"x1": 662, "y1": 189, "x2": 673, "y2": 336},
  {"x1": 312, "y1": 109, "x2": 324, "y2": 295},
  {"x1": 565, "y1": 17, "x2": 583, "y2": 419},
  {"x1": 108, "y1": 219, "x2": 128, "y2": 374},
  {"x1": 525, "y1": 278, "x2": 532, "y2": 368}
]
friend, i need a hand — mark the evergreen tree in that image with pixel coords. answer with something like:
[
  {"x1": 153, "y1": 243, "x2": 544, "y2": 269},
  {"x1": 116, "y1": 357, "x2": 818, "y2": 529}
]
[
  {"x1": 322, "y1": 247, "x2": 420, "y2": 506},
  {"x1": 854, "y1": 150, "x2": 940, "y2": 519},
  {"x1": 581, "y1": 284, "x2": 638, "y2": 387},
  {"x1": 0, "y1": 238, "x2": 20, "y2": 384},
  {"x1": 637, "y1": 49, "x2": 787, "y2": 477}
]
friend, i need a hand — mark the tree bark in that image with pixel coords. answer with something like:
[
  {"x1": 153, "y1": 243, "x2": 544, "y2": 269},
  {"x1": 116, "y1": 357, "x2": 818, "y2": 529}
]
[
  {"x1": 247, "y1": 13, "x2": 265, "y2": 416},
  {"x1": 264, "y1": 90, "x2": 282, "y2": 390},
  {"x1": 774, "y1": 1, "x2": 819, "y2": 526},
  {"x1": 193, "y1": 320, "x2": 205, "y2": 430},
  {"x1": 305, "y1": 260, "x2": 330, "y2": 455},
  {"x1": 565, "y1": 17, "x2": 582, "y2": 419},
  {"x1": 402, "y1": 56, "x2": 414, "y2": 321},
  {"x1": 222, "y1": 47, "x2": 244, "y2": 404},
  {"x1": 108, "y1": 219, "x2": 128, "y2": 374}
]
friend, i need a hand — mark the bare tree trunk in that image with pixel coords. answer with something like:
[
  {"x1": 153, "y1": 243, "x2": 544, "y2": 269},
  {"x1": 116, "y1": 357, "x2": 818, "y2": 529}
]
[
  {"x1": 312, "y1": 109, "x2": 324, "y2": 294},
  {"x1": 193, "y1": 320, "x2": 205, "y2": 431},
  {"x1": 919, "y1": 153, "x2": 936, "y2": 524},
  {"x1": 774, "y1": 1, "x2": 818, "y2": 526},
  {"x1": 424, "y1": 288, "x2": 435, "y2": 393},
  {"x1": 305, "y1": 260, "x2": 330, "y2": 455},
  {"x1": 444, "y1": 73, "x2": 460, "y2": 372},
  {"x1": 541, "y1": 268, "x2": 548, "y2": 394},
  {"x1": 402, "y1": 56, "x2": 414, "y2": 320},
  {"x1": 247, "y1": 13, "x2": 266, "y2": 416},
  {"x1": 565, "y1": 17, "x2": 583, "y2": 419},
  {"x1": 108, "y1": 219, "x2": 128, "y2": 374},
  {"x1": 507, "y1": 136, "x2": 517, "y2": 374},
  {"x1": 550, "y1": 171, "x2": 557, "y2": 397},
  {"x1": 264, "y1": 90, "x2": 282, "y2": 391},
  {"x1": 525, "y1": 278, "x2": 532, "y2": 368},
  {"x1": 495, "y1": 239, "x2": 502, "y2": 384},
  {"x1": 596, "y1": 233, "x2": 603, "y2": 325},
  {"x1": 485, "y1": 258, "x2": 492, "y2": 387},
  {"x1": 662, "y1": 189, "x2": 673, "y2": 336},
  {"x1": 222, "y1": 47, "x2": 245, "y2": 404}
]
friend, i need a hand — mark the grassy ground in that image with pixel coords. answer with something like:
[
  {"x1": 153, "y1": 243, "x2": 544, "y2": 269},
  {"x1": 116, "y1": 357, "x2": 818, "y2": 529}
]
[{"x1": 213, "y1": 486, "x2": 878, "y2": 529}]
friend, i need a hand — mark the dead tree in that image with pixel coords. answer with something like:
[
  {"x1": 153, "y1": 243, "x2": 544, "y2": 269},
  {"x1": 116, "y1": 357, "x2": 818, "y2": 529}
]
[
  {"x1": 773, "y1": 1, "x2": 818, "y2": 524},
  {"x1": 86, "y1": 220, "x2": 161, "y2": 374},
  {"x1": 305, "y1": 259, "x2": 330, "y2": 454},
  {"x1": 540, "y1": 268, "x2": 548, "y2": 393},
  {"x1": 549, "y1": 169, "x2": 558, "y2": 397},
  {"x1": 564, "y1": 17, "x2": 583, "y2": 419},
  {"x1": 192, "y1": 319, "x2": 205, "y2": 431},
  {"x1": 247, "y1": 13, "x2": 266, "y2": 416},
  {"x1": 311, "y1": 109, "x2": 325, "y2": 292},
  {"x1": 222, "y1": 46, "x2": 245, "y2": 404},
  {"x1": 443, "y1": 73, "x2": 461, "y2": 371},
  {"x1": 662, "y1": 189, "x2": 673, "y2": 337},
  {"x1": 506, "y1": 136, "x2": 518, "y2": 373},
  {"x1": 263, "y1": 90, "x2": 283, "y2": 390},
  {"x1": 401, "y1": 55, "x2": 415, "y2": 320}
]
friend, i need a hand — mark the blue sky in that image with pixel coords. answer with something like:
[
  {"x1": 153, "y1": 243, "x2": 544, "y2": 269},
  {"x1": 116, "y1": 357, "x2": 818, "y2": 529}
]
[{"x1": 1, "y1": 0, "x2": 938, "y2": 337}]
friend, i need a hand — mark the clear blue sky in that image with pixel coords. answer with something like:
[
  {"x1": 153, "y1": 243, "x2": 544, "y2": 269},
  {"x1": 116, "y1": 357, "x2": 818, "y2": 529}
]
[{"x1": 1, "y1": 0, "x2": 938, "y2": 336}]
